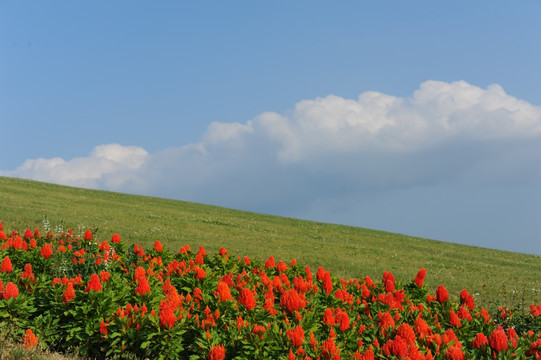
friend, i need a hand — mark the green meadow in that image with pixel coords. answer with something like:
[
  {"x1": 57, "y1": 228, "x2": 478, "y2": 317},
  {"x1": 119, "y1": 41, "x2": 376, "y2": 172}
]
[{"x1": 1, "y1": 176, "x2": 539, "y2": 314}]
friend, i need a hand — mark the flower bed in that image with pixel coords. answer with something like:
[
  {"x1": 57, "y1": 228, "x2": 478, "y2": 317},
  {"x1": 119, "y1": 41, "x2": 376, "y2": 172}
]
[{"x1": 0, "y1": 221, "x2": 540, "y2": 359}]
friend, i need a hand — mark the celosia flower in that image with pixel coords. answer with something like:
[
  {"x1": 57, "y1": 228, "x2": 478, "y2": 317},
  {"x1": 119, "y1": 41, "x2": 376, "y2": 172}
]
[
  {"x1": 85, "y1": 274, "x2": 102, "y2": 292},
  {"x1": 20, "y1": 263, "x2": 35, "y2": 284},
  {"x1": 111, "y1": 233, "x2": 121, "y2": 243},
  {"x1": 280, "y1": 288, "x2": 306, "y2": 313},
  {"x1": 323, "y1": 308, "x2": 335, "y2": 326},
  {"x1": 459, "y1": 289, "x2": 475, "y2": 310},
  {"x1": 100, "y1": 319, "x2": 108, "y2": 335},
  {"x1": 84, "y1": 230, "x2": 93, "y2": 240},
  {"x1": 24, "y1": 228, "x2": 33, "y2": 239},
  {"x1": 154, "y1": 240, "x2": 163, "y2": 252},
  {"x1": 383, "y1": 271, "x2": 395, "y2": 293},
  {"x1": 445, "y1": 344, "x2": 465, "y2": 360},
  {"x1": 100, "y1": 271, "x2": 110, "y2": 282},
  {"x1": 208, "y1": 344, "x2": 226, "y2": 360},
  {"x1": 286, "y1": 325, "x2": 305, "y2": 348},
  {"x1": 414, "y1": 268, "x2": 426, "y2": 287},
  {"x1": 135, "y1": 274, "x2": 151, "y2": 296},
  {"x1": 335, "y1": 308, "x2": 350, "y2": 331},
  {"x1": 472, "y1": 332, "x2": 488, "y2": 348},
  {"x1": 276, "y1": 260, "x2": 288, "y2": 272},
  {"x1": 1, "y1": 256, "x2": 12, "y2": 273},
  {"x1": 377, "y1": 311, "x2": 395, "y2": 333},
  {"x1": 40, "y1": 243, "x2": 53, "y2": 259},
  {"x1": 449, "y1": 308, "x2": 461, "y2": 328},
  {"x1": 489, "y1": 326, "x2": 508, "y2": 353},
  {"x1": 63, "y1": 281, "x2": 76, "y2": 303},
  {"x1": 436, "y1": 284, "x2": 449, "y2": 303},
  {"x1": 3, "y1": 282, "x2": 19, "y2": 300},
  {"x1": 322, "y1": 271, "x2": 333, "y2": 295},
  {"x1": 395, "y1": 323, "x2": 416, "y2": 346},
  {"x1": 159, "y1": 300, "x2": 176, "y2": 328},
  {"x1": 22, "y1": 329, "x2": 38, "y2": 349},
  {"x1": 239, "y1": 287, "x2": 256, "y2": 310},
  {"x1": 215, "y1": 281, "x2": 232, "y2": 302},
  {"x1": 265, "y1": 255, "x2": 275, "y2": 269},
  {"x1": 321, "y1": 337, "x2": 339, "y2": 359}
]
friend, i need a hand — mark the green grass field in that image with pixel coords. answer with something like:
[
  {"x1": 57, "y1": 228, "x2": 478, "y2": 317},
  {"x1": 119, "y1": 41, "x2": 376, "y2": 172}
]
[{"x1": 1, "y1": 176, "x2": 539, "y2": 314}]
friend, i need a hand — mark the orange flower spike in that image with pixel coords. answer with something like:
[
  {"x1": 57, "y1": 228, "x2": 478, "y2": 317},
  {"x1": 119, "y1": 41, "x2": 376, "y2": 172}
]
[
  {"x1": 0, "y1": 256, "x2": 12, "y2": 273},
  {"x1": 3, "y1": 282, "x2": 19, "y2": 300},
  {"x1": 154, "y1": 240, "x2": 163, "y2": 252},
  {"x1": 100, "y1": 319, "x2": 108, "y2": 335},
  {"x1": 40, "y1": 243, "x2": 53, "y2": 259},
  {"x1": 436, "y1": 285, "x2": 449, "y2": 303},
  {"x1": 208, "y1": 344, "x2": 226, "y2": 360},
  {"x1": 85, "y1": 274, "x2": 102, "y2": 292},
  {"x1": 414, "y1": 268, "x2": 426, "y2": 287},
  {"x1": 84, "y1": 230, "x2": 93, "y2": 240},
  {"x1": 22, "y1": 329, "x2": 38, "y2": 349}
]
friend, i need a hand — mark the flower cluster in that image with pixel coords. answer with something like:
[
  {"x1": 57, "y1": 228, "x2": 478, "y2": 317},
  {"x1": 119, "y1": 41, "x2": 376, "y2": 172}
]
[{"x1": 0, "y1": 220, "x2": 540, "y2": 359}]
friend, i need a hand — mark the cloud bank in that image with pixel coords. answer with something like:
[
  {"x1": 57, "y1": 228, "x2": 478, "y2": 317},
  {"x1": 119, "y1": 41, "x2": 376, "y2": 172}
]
[{"x1": 2, "y1": 80, "x2": 541, "y2": 252}]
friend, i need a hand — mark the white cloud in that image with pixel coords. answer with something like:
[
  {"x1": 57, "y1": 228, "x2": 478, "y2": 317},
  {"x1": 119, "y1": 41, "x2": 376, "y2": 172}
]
[
  {"x1": 2, "y1": 80, "x2": 540, "y2": 211},
  {"x1": 0, "y1": 144, "x2": 148, "y2": 190}
]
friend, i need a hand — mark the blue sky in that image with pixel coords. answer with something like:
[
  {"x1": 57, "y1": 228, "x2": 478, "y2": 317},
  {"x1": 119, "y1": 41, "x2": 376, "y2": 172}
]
[{"x1": 1, "y1": 1, "x2": 540, "y2": 255}]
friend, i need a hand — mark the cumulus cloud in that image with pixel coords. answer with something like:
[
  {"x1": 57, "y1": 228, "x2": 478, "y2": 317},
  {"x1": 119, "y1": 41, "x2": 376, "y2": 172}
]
[
  {"x1": 2, "y1": 80, "x2": 541, "y2": 213},
  {"x1": 0, "y1": 144, "x2": 148, "y2": 190}
]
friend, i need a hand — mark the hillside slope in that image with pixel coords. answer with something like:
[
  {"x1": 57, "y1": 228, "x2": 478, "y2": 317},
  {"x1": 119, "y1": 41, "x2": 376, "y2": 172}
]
[{"x1": 1, "y1": 176, "x2": 539, "y2": 311}]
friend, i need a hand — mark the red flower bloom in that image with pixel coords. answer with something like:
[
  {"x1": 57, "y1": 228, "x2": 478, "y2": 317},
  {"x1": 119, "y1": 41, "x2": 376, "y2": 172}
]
[
  {"x1": 436, "y1": 285, "x2": 449, "y2": 303},
  {"x1": 396, "y1": 323, "x2": 416, "y2": 346},
  {"x1": 215, "y1": 281, "x2": 232, "y2": 302},
  {"x1": 377, "y1": 311, "x2": 395, "y2": 333},
  {"x1": 100, "y1": 319, "x2": 108, "y2": 335},
  {"x1": 459, "y1": 289, "x2": 475, "y2": 310},
  {"x1": 239, "y1": 287, "x2": 256, "y2": 311},
  {"x1": 414, "y1": 268, "x2": 426, "y2": 287},
  {"x1": 265, "y1": 256, "x2": 276, "y2": 269},
  {"x1": 40, "y1": 243, "x2": 53, "y2": 259},
  {"x1": 323, "y1": 308, "x2": 335, "y2": 326},
  {"x1": 322, "y1": 271, "x2": 333, "y2": 295},
  {"x1": 383, "y1": 271, "x2": 395, "y2": 293},
  {"x1": 1, "y1": 256, "x2": 12, "y2": 273},
  {"x1": 449, "y1": 308, "x2": 461, "y2": 328},
  {"x1": 159, "y1": 300, "x2": 176, "y2": 328},
  {"x1": 24, "y1": 228, "x2": 33, "y2": 240},
  {"x1": 85, "y1": 274, "x2": 102, "y2": 292},
  {"x1": 445, "y1": 344, "x2": 465, "y2": 360},
  {"x1": 472, "y1": 333, "x2": 488, "y2": 348},
  {"x1": 286, "y1": 325, "x2": 305, "y2": 348},
  {"x1": 84, "y1": 230, "x2": 93, "y2": 240},
  {"x1": 100, "y1": 271, "x2": 110, "y2": 282},
  {"x1": 20, "y1": 263, "x2": 35, "y2": 284},
  {"x1": 321, "y1": 337, "x2": 339, "y2": 359},
  {"x1": 335, "y1": 308, "x2": 350, "y2": 331},
  {"x1": 280, "y1": 288, "x2": 306, "y2": 313},
  {"x1": 63, "y1": 281, "x2": 76, "y2": 303},
  {"x1": 154, "y1": 240, "x2": 163, "y2": 252},
  {"x1": 22, "y1": 329, "x2": 38, "y2": 349},
  {"x1": 3, "y1": 282, "x2": 19, "y2": 300},
  {"x1": 489, "y1": 326, "x2": 508, "y2": 353},
  {"x1": 209, "y1": 344, "x2": 226, "y2": 360},
  {"x1": 135, "y1": 274, "x2": 151, "y2": 296},
  {"x1": 111, "y1": 233, "x2": 121, "y2": 243},
  {"x1": 276, "y1": 260, "x2": 288, "y2": 273}
]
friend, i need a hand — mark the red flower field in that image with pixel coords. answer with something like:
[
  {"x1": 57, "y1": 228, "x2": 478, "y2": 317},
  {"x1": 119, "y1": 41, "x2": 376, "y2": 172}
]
[{"x1": 0, "y1": 220, "x2": 540, "y2": 359}]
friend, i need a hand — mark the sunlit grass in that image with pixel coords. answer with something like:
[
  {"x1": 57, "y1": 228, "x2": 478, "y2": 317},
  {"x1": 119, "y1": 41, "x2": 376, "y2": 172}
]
[{"x1": 1, "y1": 176, "x2": 540, "y2": 314}]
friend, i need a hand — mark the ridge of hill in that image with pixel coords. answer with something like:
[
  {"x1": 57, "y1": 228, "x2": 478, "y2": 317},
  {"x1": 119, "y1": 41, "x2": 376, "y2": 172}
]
[{"x1": 0, "y1": 176, "x2": 539, "y2": 312}]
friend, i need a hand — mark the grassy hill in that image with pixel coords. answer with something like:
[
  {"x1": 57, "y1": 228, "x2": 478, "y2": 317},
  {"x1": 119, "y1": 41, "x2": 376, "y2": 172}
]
[{"x1": 0, "y1": 176, "x2": 539, "y2": 313}]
